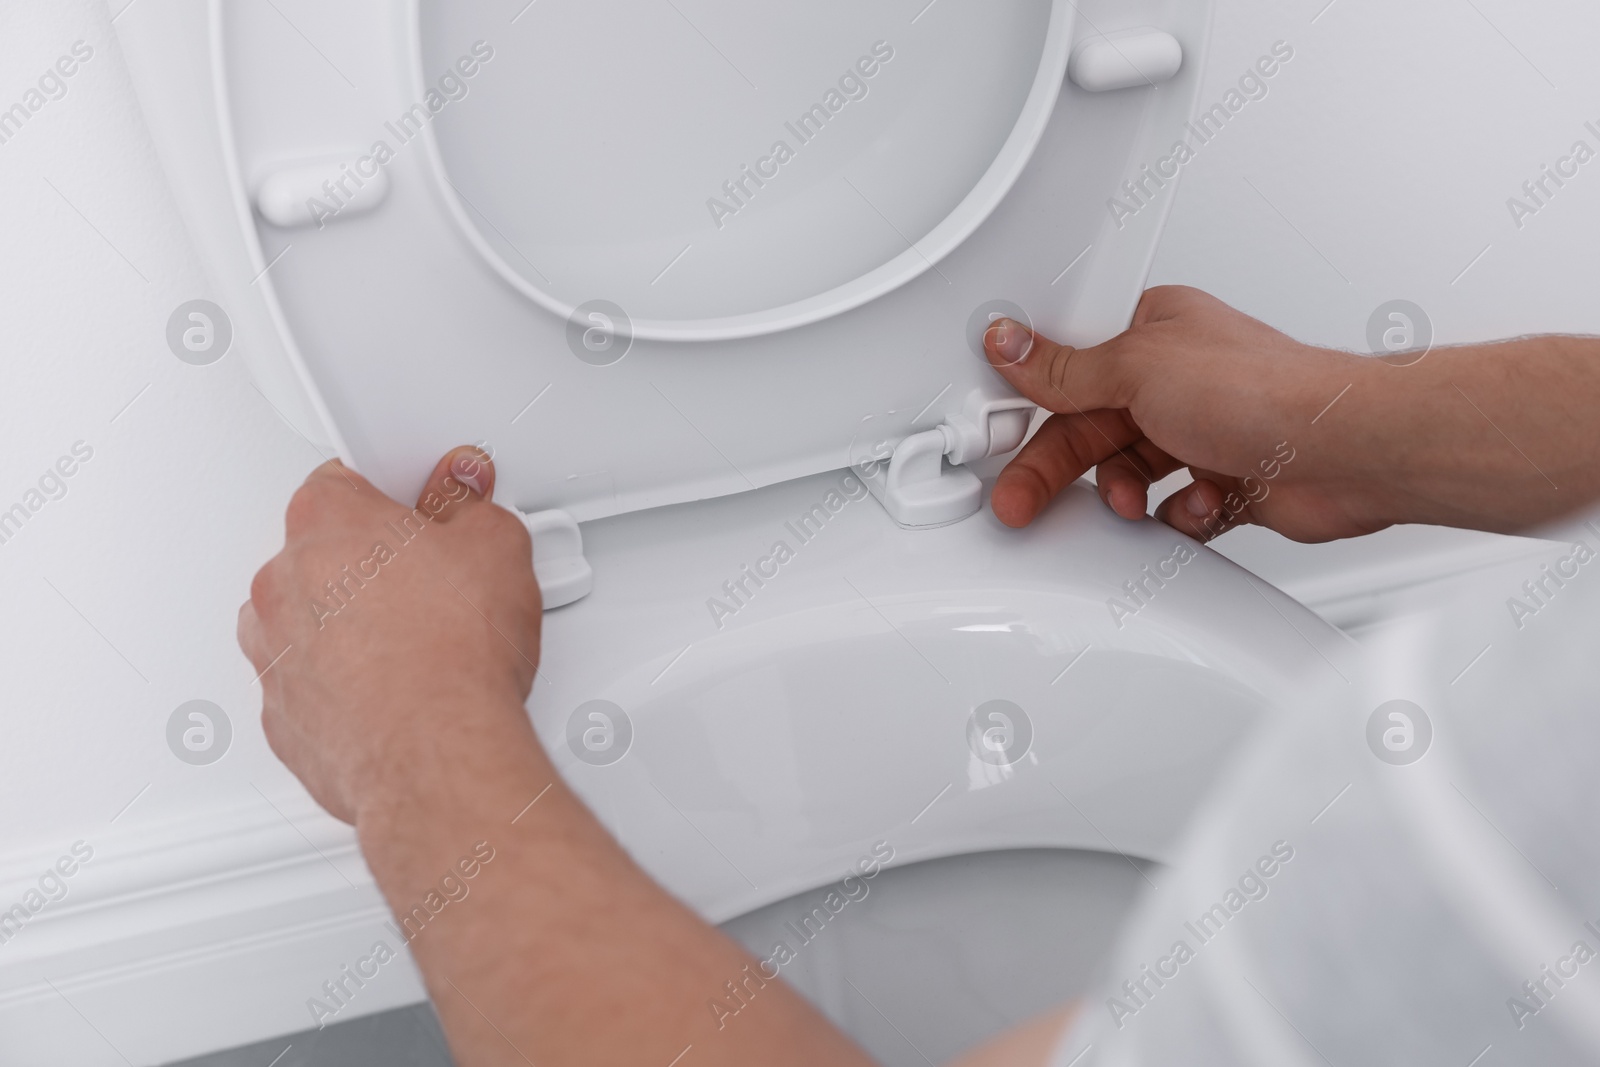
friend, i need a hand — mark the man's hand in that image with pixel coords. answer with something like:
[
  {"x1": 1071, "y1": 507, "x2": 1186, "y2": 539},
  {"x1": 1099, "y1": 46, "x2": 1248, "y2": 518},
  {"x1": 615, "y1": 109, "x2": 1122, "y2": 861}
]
[
  {"x1": 237, "y1": 448, "x2": 880, "y2": 1067},
  {"x1": 983, "y1": 285, "x2": 1600, "y2": 541},
  {"x1": 237, "y1": 446, "x2": 541, "y2": 824},
  {"x1": 983, "y1": 286, "x2": 1382, "y2": 542}
]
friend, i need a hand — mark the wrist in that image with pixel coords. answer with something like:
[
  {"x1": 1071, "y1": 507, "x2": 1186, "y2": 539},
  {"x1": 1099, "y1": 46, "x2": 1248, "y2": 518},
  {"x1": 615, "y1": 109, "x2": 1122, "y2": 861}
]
[
  {"x1": 1295, "y1": 347, "x2": 1420, "y2": 531},
  {"x1": 353, "y1": 696, "x2": 552, "y2": 871}
]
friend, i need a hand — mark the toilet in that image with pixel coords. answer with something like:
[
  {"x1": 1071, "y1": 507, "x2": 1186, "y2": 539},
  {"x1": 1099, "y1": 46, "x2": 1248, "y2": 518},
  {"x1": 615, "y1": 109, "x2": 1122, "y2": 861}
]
[{"x1": 117, "y1": 1, "x2": 1351, "y2": 1062}]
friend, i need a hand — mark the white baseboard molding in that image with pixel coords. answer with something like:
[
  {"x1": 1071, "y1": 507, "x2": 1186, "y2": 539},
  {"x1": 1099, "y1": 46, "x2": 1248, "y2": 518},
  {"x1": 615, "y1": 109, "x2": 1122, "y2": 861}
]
[{"x1": 0, "y1": 801, "x2": 426, "y2": 1066}]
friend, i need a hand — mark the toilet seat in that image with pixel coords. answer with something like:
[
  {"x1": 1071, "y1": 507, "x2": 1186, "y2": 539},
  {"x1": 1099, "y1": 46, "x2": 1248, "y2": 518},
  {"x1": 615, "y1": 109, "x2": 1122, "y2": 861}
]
[
  {"x1": 415, "y1": 0, "x2": 1077, "y2": 339},
  {"x1": 219, "y1": 0, "x2": 1211, "y2": 520}
]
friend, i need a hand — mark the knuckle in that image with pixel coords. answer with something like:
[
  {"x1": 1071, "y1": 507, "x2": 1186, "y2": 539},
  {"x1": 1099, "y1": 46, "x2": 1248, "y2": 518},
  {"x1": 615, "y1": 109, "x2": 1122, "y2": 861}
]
[
  {"x1": 248, "y1": 560, "x2": 279, "y2": 609},
  {"x1": 495, "y1": 509, "x2": 535, "y2": 560},
  {"x1": 1045, "y1": 345, "x2": 1078, "y2": 407},
  {"x1": 283, "y1": 484, "x2": 323, "y2": 536},
  {"x1": 512, "y1": 526, "x2": 535, "y2": 565},
  {"x1": 309, "y1": 459, "x2": 360, "y2": 488},
  {"x1": 260, "y1": 706, "x2": 291, "y2": 763},
  {"x1": 1136, "y1": 284, "x2": 1202, "y2": 325},
  {"x1": 236, "y1": 601, "x2": 260, "y2": 656},
  {"x1": 1147, "y1": 283, "x2": 1199, "y2": 306},
  {"x1": 285, "y1": 469, "x2": 364, "y2": 536}
]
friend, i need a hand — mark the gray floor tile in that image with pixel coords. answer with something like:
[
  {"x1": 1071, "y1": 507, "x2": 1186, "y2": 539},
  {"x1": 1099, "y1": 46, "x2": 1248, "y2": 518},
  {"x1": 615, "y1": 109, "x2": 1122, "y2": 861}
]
[{"x1": 161, "y1": 1003, "x2": 454, "y2": 1067}]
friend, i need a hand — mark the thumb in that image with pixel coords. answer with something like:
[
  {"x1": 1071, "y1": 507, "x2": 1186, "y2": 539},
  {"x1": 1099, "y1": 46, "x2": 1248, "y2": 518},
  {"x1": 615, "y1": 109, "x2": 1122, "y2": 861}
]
[
  {"x1": 417, "y1": 445, "x2": 495, "y2": 521},
  {"x1": 983, "y1": 318, "x2": 1138, "y2": 415}
]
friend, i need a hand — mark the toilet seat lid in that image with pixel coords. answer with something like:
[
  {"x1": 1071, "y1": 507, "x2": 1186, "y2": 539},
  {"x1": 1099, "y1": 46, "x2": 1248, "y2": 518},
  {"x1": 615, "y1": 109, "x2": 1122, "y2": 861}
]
[
  {"x1": 221, "y1": 0, "x2": 1205, "y2": 518},
  {"x1": 418, "y1": 0, "x2": 1074, "y2": 341}
]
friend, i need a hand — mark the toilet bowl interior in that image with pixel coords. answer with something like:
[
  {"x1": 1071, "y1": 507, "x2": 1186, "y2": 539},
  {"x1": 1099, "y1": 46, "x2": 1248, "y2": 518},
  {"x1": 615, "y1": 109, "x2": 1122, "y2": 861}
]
[
  {"x1": 720, "y1": 848, "x2": 1149, "y2": 1067},
  {"x1": 535, "y1": 471, "x2": 1348, "y2": 922}
]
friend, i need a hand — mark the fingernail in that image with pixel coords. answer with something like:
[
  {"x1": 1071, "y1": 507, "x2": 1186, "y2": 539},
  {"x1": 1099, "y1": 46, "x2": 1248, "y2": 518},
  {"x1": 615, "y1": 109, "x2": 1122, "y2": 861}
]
[
  {"x1": 451, "y1": 452, "x2": 489, "y2": 497},
  {"x1": 986, "y1": 318, "x2": 1034, "y2": 365},
  {"x1": 1185, "y1": 488, "x2": 1211, "y2": 518}
]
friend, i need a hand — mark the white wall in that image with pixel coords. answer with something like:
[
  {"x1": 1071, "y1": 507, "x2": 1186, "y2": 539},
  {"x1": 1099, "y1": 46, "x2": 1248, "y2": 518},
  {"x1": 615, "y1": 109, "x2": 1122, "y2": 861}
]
[
  {"x1": 1157, "y1": 0, "x2": 1600, "y2": 341},
  {"x1": 0, "y1": 1, "x2": 330, "y2": 855},
  {"x1": 1, "y1": 6, "x2": 394, "y2": 1061}
]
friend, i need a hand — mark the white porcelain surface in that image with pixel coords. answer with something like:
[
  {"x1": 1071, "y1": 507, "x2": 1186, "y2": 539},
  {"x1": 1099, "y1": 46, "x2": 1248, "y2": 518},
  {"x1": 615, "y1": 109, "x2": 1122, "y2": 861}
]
[
  {"x1": 420, "y1": 0, "x2": 1071, "y2": 335},
  {"x1": 722, "y1": 849, "x2": 1151, "y2": 1067},
  {"x1": 219, "y1": 0, "x2": 1211, "y2": 516},
  {"x1": 536, "y1": 472, "x2": 1348, "y2": 920}
]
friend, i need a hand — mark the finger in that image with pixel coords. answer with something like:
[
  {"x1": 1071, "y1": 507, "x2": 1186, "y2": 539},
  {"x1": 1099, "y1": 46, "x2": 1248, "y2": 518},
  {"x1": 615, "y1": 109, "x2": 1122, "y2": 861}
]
[
  {"x1": 258, "y1": 703, "x2": 312, "y2": 793},
  {"x1": 991, "y1": 410, "x2": 1141, "y2": 527},
  {"x1": 237, "y1": 599, "x2": 269, "y2": 672},
  {"x1": 286, "y1": 460, "x2": 384, "y2": 541},
  {"x1": 1153, "y1": 474, "x2": 1245, "y2": 542},
  {"x1": 305, "y1": 457, "x2": 377, "y2": 494},
  {"x1": 1130, "y1": 284, "x2": 1210, "y2": 326},
  {"x1": 1094, "y1": 443, "x2": 1184, "y2": 521},
  {"x1": 984, "y1": 318, "x2": 1140, "y2": 416},
  {"x1": 418, "y1": 445, "x2": 495, "y2": 522}
]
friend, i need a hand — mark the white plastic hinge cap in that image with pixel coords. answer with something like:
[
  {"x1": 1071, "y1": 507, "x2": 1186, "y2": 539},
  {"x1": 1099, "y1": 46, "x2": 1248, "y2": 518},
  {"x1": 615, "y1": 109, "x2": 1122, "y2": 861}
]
[
  {"x1": 941, "y1": 395, "x2": 1035, "y2": 466},
  {"x1": 863, "y1": 391, "x2": 1037, "y2": 529},
  {"x1": 1068, "y1": 30, "x2": 1183, "y2": 92},
  {"x1": 255, "y1": 156, "x2": 390, "y2": 228},
  {"x1": 516, "y1": 508, "x2": 593, "y2": 609},
  {"x1": 877, "y1": 428, "x2": 977, "y2": 529}
]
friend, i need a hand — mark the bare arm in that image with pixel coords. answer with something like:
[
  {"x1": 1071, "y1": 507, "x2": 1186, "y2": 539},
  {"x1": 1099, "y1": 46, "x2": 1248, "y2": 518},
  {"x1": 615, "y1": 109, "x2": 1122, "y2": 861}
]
[
  {"x1": 238, "y1": 451, "x2": 876, "y2": 1067},
  {"x1": 357, "y1": 716, "x2": 873, "y2": 1066},
  {"x1": 946, "y1": 1005, "x2": 1079, "y2": 1067}
]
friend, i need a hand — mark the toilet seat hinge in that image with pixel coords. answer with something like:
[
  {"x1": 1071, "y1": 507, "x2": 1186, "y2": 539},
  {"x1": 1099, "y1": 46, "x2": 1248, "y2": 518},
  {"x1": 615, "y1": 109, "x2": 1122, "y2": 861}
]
[
  {"x1": 512, "y1": 507, "x2": 594, "y2": 609},
  {"x1": 859, "y1": 391, "x2": 1036, "y2": 529}
]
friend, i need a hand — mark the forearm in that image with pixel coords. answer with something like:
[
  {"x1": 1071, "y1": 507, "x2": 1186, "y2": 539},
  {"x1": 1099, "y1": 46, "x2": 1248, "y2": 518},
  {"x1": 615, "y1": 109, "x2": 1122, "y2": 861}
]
[
  {"x1": 1316, "y1": 335, "x2": 1600, "y2": 533},
  {"x1": 354, "y1": 706, "x2": 874, "y2": 1067}
]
